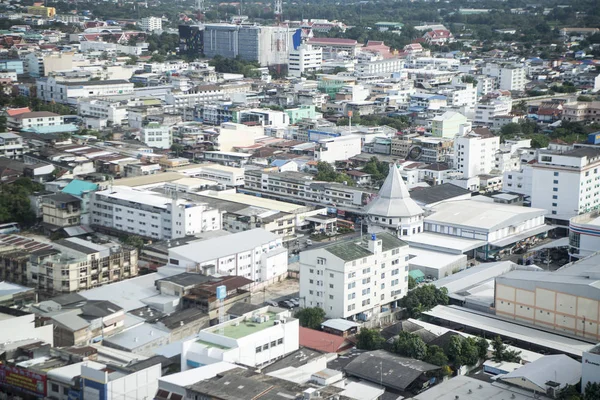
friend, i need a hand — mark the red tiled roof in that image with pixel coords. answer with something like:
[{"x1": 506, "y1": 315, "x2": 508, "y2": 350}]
[
  {"x1": 307, "y1": 37, "x2": 358, "y2": 45},
  {"x1": 299, "y1": 327, "x2": 353, "y2": 353},
  {"x1": 6, "y1": 107, "x2": 31, "y2": 117}
]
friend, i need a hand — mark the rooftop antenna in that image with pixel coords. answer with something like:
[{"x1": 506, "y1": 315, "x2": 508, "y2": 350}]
[{"x1": 273, "y1": 0, "x2": 282, "y2": 23}]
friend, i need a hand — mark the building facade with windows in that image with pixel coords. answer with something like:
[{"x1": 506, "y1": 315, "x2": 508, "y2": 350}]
[
  {"x1": 90, "y1": 186, "x2": 222, "y2": 240},
  {"x1": 299, "y1": 233, "x2": 409, "y2": 324},
  {"x1": 454, "y1": 130, "x2": 500, "y2": 179}
]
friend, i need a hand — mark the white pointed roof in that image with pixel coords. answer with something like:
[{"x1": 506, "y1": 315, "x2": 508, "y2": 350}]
[{"x1": 364, "y1": 165, "x2": 424, "y2": 218}]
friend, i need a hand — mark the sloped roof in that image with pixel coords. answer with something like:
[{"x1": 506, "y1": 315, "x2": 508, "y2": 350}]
[
  {"x1": 299, "y1": 327, "x2": 352, "y2": 353},
  {"x1": 62, "y1": 179, "x2": 99, "y2": 197},
  {"x1": 498, "y1": 354, "x2": 581, "y2": 391},
  {"x1": 364, "y1": 165, "x2": 423, "y2": 218},
  {"x1": 5, "y1": 107, "x2": 31, "y2": 117}
]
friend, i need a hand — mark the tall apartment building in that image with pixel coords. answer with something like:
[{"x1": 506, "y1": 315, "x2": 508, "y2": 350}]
[
  {"x1": 203, "y1": 24, "x2": 292, "y2": 67},
  {"x1": 300, "y1": 232, "x2": 409, "y2": 324},
  {"x1": 454, "y1": 130, "x2": 500, "y2": 178},
  {"x1": 42, "y1": 193, "x2": 82, "y2": 229},
  {"x1": 354, "y1": 54, "x2": 404, "y2": 78},
  {"x1": 90, "y1": 186, "x2": 222, "y2": 240},
  {"x1": 482, "y1": 62, "x2": 526, "y2": 91},
  {"x1": 288, "y1": 43, "x2": 322, "y2": 77},
  {"x1": 141, "y1": 16, "x2": 162, "y2": 32},
  {"x1": 166, "y1": 228, "x2": 287, "y2": 282},
  {"x1": 0, "y1": 132, "x2": 24, "y2": 160},
  {"x1": 431, "y1": 111, "x2": 469, "y2": 139}
]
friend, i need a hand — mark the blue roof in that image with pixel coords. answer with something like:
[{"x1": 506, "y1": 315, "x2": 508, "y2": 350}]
[
  {"x1": 21, "y1": 124, "x2": 79, "y2": 134},
  {"x1": 62, "y1": 179, "x2": 98, "y2": 196},
  {"x1": 271, "y1": 160, "x2": 291, "y2": 167}
]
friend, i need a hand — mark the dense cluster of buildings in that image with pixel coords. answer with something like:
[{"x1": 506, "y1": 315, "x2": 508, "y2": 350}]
[{"x1": 0, "y1": 3, "x2": 599, "y2": 400}]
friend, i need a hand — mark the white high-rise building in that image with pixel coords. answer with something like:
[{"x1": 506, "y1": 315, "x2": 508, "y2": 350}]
[
  {"x1": 365, "y1": 165, "x2": 424, "y2": 238},
  {"x1": 299, "y1": 232, "x2": 409, "y2": 324},
  {"x1": 288, "y1": 43, "x2": 322, "y2": 77},
  {"x1": 141, "y1": 17, "x2": 162, "y2": 32},
  {"x1": 454, "y1": 129, "x2": 500, "y2": 178},
  {"x1": 141, "y1": 123, "x2": 172, "y2": 149},
  {"x1": 474, "y1": 98, "x2": 513, "y2": 126},
  {"x1": 482, "y1": 62, "x2": 526, "y2": 91},
  {"x1": 90, "y1": 186, "x2": 222, "y2": 240}
]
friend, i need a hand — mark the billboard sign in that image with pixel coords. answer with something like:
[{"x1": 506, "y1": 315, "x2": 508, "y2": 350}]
[
  {"x1": 216, "y1": 285, "x2": 227, "y2": 300},
  {"x1": 0, "y1": 365, "x2": 47, "y2": 397}
]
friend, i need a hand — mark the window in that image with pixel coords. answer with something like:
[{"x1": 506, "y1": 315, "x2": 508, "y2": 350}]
[
  {"x1": 554, "y1": 172, "x2": 559, "y2": 176},
  {"x1": 317, "y1": 257, "x2": 326, "y2": 265},
  {"x1": 263, "y1": 344, "x2": 268, "y2": 351},
  {"x1": 256, "y1": 346, "x2": 262, "y2": 353},
  {"x1": 348, "y1": 293, "x2": 356, "y2": 300},
  {"x1": 278, "y1": 338, "x2": 283, "y2": 345},
  {"x1": 552, "y1": 195, "x2": 558, "y2": 199},
  {"x1": 271, "y1": 341, "x2": 276, "y2": 347},
  {"x1": 553, "y1": 188, "x2": 558, "y2": 192},
  {"x1": 51, "y1": 384, "x2": 59, "y2": 393},
  {"x1": 329, "y1": 295, "x2": 334, "y2": 299},
  {"x1": 553, "y1": 180, "x2": 559, "y2": 184}
]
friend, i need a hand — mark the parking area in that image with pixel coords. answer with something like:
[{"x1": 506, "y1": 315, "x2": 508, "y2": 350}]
[{"x1": 250, "y1": 278, "x2": 300, "y2": 307}]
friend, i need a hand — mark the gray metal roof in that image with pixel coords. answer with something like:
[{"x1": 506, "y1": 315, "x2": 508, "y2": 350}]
[
  {"x1": 498, "y1": 354, "x2": 581, "y2": 390},
  {"x1": 343, "y1": 350, "x2": 440, "y2": 391},
  {"x1": 103, "y1": 323, "x2": 169, "y2": 350},
  {"x1": 364, "y1": 165, "x2": 424, "y2": 218},
  {"x1": 409, "y1": 183, "x2": 471, "y2": 206}
]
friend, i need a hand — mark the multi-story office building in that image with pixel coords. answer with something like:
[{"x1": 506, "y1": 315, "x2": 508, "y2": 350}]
[
  {"x1": 431, "y1": 111, "x2": 469, "y2": 138},
  {"x1": 354, "y1": 54, "x2": 404, "y2": 79},
  {"x1": 90, "y1": 186, "x2": 222, "y2": 240},
  {"x1": 243, "y1": 170, "x2": 376, "y2": 210},
  {"x1": 314, "y1": 134, "x2": 362, "y2": 163},
  {"x1": 141, "y1": 16, "x2": 162, "y2": 32},
  {"x1": 562, "y1": 101, "x2": 600, "y2": 123},
  {"x1": 166, "y1": 228, "x2": 287, "y2": 282},
  {"x1": 300, "y1": 232, "x2": 409, "y2": 324},
  {"x1": 288, "y1": 43, "x2": 323, "y2": 77},
  {"x1": 178, "y1": 24, "x2": 204, "y2": 56},
  {"x1": 454, "y1": 129, "x2": 500, "y2": 179}
]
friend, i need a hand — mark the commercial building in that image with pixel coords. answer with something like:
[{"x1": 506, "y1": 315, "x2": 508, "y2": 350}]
[
  {"x1": 495, "y1": 252, "x2": 600, "y2": 342},
  {"x1": 569, "y1": 210, "x2": 600, "y2": 259},
  {"x1": 365, "y1": 164, "x2": 425, "y2": 238},
  {"x1": 27, "y1": 5, "x2": 56, "y2": 17},
  {"x1": 167, "y1": 228, "x2": 287, "y2": 282},
  {"x1": 141, "y1": 16, "x2": 162, "y2": 32},
  {"x1": 563, "y1": 101, "x2": 600, "y2": 123},
  {"x1": 288, "y1": 43, "x2": 323, "y2": 77},
  {"x1": 474, "y1": 98, "x2": 513, "y2": 126},
  {"x1": 36, "y1": 77, "x2": 134, "y2": 105},
  {"x1": 300, "y1": 232, "x2": 409, "y2": 323},
  {"x1": 583, "y1": 344, "x2": 600, "y2": 391},
  {"x1": 422, "y1": 198, "x2": 549, "y2": 260},
  {"x1": 181, "y1": 305, "x2": 299, "y2": 368},
  {"x1": 454, "y1": 129, "x2": 500, "y2": 179},
  {"x1": 90, "y1": 186, "x2": 221, "y2": 240},
  {"x1": 0, "y1": 307, "x2": 53, "y2": 346},
  {"x1": 243, "y1": 169, "x2": 376, "y2": 210},
  {"x1": 81, "y1": 359, "x2": 161, "y2": 400},
  {"x1": 42, "y1": 193, "x2": 82, "y2": 229},
  {"x1": 168, "y1": 163, "x2": 245, "y2": 186},
  {"x1": 142, "y1": 123, "x2": 172, "y2": 149}
]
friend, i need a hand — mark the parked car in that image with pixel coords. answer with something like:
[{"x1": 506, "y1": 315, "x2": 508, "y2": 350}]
[
  {"x1": 278, "y1": 300, "x2": 295, "y2": 309},
  {"x1": 265, "y1": 300, "x2": 278, "y2": 307},
  {"x1": 288, "y1": 298, "x2": 300, "y2": 307}
]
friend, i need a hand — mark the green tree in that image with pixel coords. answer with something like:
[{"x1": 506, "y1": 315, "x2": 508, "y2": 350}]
[
  {"x1": 584, "y1": 382, "x2": 600, "y2": 400},
  {"x1": 461, "y1": 337, "x2": 480, "y2": 366},
  {"x1": 295, "y1": 307, "x2": 326, "y2": 330},
  {"x1": 171, "y1": 143, "x2": 185, "y2": 156},
  {"x1": 476, "y1": 337, "x2": 489, "y2": 360},
  {"x1": 558, "y1": 385, "x2": 582, "y2": 400},
  {"x1": 399, "y1": 285, "x2": 449, "y2": 318},
  {"x1": 121, "y1": 235, "x2": 144, "y2": 250},
  {"x1": 408, "y1": 275, "x2": 417, "y2": 290},
  {"x1": 0, "y1": 115, "x2": 6, "y2": 131},
  {"x1": 0, "y1": 178, "x2": 44, "y2": 226},
  {"x1": 492, "y1": 336, "x2": 521, "y2": 363},
  {"x1": 314, "y1": 162, "x2": 355, "y2": 186},
  {"x1": 447, "y1": 335, "x2": 464, "y2": 366},
  {"x1": 424, "y1": 345, "x2": 448, "y2": 366},
  {"x1": 500, "y1": 122, "x2": 521, "y2": 136},
  {"x1": 392, "y1": 331, "x2": 427, "y2": 360},
  {"x1": 356, "y1": 328, "x2": 385, "y2": 350}
]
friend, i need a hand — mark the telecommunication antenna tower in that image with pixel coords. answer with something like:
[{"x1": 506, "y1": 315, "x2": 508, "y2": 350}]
[{"x1": 274, "y1": 0, "x2": 282, "y2": 23}]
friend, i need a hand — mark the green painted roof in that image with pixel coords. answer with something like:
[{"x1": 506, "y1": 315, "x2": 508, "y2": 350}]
[
  {"x1": 324, "y1": 241, "x2": 373, "y2": 262},
  {"x1": 376, "y1": 232, "x2": 408, "y2": 251},
  {"x1": 62, "y1": 179, "x2": 99, "y2": 197},
  {"x1": 409, "y1": 270, "x2": 425, "y2": 279},
  {"x1": 208, "y1": 312, "x2": 279, "y2": 339}
]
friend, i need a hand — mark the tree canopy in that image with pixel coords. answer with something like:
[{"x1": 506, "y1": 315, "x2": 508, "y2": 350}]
[
  {"x1": 392, "y1": 331, "x2": 427, "y2": 360},
  {"x1": 356, "y1": 328, "x2": 385, "y2": 350},
  {"x1": 399, "y1": 284, "x2": 449, "y2": 318},
  {"x1": 314, "y1": 162, "x2": 355, "y2": 186},
  {"x1": 0, "y1": 178, "x2": 44, "y2": 226},
  {"x1": 295, "y1": 307, "x2": 326, "y2": 330}
]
